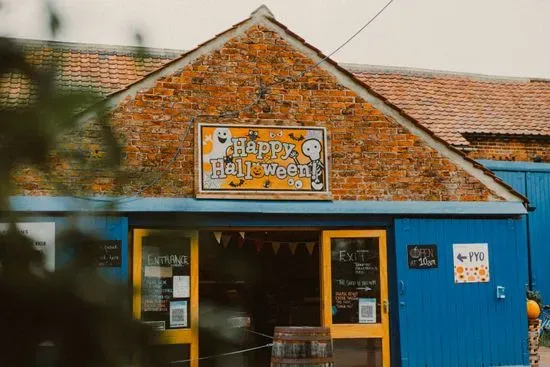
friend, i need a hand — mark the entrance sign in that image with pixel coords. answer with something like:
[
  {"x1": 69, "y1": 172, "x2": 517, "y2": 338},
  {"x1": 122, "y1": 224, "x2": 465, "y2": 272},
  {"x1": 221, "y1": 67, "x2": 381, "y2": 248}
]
[
  {"x1": 453, "y1": 243, "x2": 490, "y2": 283},
  {"x1": 0, "y1": 222, "x2": 55, "y2": 271},
  {"x1": 132, "y1": 229, "x2": 199, "y2": 367},
  {"x1": 197, "y1": 123, "x2": 329, "y2": 198},
  {"x1": 407, "y1": 244, "x2": 438, "y2": 269},
  {"x1": 140, "y1": 235, "x2": 191, "y2": 329}
]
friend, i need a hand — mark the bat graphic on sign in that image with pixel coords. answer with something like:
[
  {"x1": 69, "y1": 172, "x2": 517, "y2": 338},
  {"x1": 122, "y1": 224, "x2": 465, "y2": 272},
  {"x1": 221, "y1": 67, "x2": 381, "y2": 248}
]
[
  {"x1": 229, "y1": 179, "x2": 245, "y2": 188},
  {"x1": 289, "y1": 132, "x2": 304, "y2": 141}
]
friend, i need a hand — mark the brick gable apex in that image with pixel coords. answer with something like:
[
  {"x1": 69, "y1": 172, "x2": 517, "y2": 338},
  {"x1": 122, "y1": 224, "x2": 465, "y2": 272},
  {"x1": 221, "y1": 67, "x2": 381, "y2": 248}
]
[{"x1": 67, "y1": 6, "x2": 524, "y2": 203}]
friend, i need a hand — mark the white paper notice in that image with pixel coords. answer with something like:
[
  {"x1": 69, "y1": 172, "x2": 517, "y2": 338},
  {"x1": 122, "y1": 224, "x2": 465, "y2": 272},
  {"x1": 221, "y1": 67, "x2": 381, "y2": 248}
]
[
  {"x1": 144, "y1": 266, "x2": 173, "y2": 278},
  {"x1": 170, "y1": 301, "x2": 188, "y2": 328},
  {"x1": 359, "y1": 298, "x2": 376, "y2": 324},
  {"x1": 0, "y1": 222, "x2": 55, "y2": 271},
  {"x1": 453, "y1": 243, "x2": 490, "y2": 283},
  {"x1": 173, "y1": 275, "x2": 190, "y2": 298}
]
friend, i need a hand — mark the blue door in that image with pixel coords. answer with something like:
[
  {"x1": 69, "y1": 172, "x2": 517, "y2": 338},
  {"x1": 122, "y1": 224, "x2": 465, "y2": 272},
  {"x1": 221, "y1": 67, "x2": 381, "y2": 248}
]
[
  {"x1": 394, "y1": 218, "x2": 528, "y2": 367},
  {"x1": 489, "y1": 164, "x2": 550, "y2": 304},
  {"x1": 527, "y1": 172, "x2": 550, "y2": 299}
]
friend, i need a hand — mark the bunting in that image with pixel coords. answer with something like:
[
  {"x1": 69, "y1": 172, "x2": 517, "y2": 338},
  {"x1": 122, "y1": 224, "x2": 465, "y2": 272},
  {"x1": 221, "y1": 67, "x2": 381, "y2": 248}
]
[
  {"x1": 213, "y1": 232, "x2": 317, "y2": 255},
  {"x1": 255, "y1": 240, "x2": 262, "y2": 253},
  {"x1": 306, "y1": 242, "x2": 316, "y2": 255},
  {"x1": 221, "y1": 234, "x2": 231, "y2": 248},
  {"x1": 289, "y1": 242, "x2": 298, "y2": 255}
]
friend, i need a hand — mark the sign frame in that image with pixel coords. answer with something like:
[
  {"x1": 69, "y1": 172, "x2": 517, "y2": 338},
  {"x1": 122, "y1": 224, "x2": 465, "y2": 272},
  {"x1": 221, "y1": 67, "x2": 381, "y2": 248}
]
[
  {"x1": 321, "y1": 229, "x2": 390, "y2": 367},
  {"x1": 132, "y1": 229, "x2": 199, "y2": 367},
  {"x1": 195, "y1": 123, "x2": 331, "y2": 200},
  {"x1": 407, "y1": 244, "x2": 438, "y2": 269},
  {"x1": 453, "y1": 243, "x2": 490, "y2": 283}
]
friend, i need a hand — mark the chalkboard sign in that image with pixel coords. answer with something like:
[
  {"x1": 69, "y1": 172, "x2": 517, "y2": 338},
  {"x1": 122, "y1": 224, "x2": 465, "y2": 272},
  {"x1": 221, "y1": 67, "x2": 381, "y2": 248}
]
[
  {"x1": 331, "y1": 238, "x2": 380, "y2": 324},
  {"x1": 94, "y1": 240, "x2": 122, "y2": 267},
  {"x1": 141, "y1": 235, "x2": 191, "y2": 330},
  {"x1": 407, "y1": 245, "x2": 438, "y2": 269}
]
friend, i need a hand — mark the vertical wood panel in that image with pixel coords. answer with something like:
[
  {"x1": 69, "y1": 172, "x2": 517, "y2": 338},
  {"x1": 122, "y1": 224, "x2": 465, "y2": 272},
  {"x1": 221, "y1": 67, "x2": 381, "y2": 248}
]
[
  {"x1": 395, "y1": 218, "x2": 528, "y2": 367},
  {"x1": 527, "y1": 172, "x2": 550, "y2": 301}
]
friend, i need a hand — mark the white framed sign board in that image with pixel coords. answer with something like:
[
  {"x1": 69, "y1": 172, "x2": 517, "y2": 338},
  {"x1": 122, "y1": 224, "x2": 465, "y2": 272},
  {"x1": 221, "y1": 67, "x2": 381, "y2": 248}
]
[
  {"x1": 453, "y1": 243, "x2": 489, "y2": 283},
  {"x1": 0, "y1": 222, "x2": 55, "y2": 271}
]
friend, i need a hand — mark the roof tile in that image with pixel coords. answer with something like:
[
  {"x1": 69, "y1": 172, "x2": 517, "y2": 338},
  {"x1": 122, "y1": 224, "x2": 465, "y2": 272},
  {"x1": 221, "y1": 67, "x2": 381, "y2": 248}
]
[{"x1": 353, "y1": 67, "x2": 550, "y2": 145}]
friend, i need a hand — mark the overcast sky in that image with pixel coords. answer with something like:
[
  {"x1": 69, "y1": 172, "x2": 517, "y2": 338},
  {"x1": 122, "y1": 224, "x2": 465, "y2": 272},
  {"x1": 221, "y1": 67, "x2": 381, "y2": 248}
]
[{"x1": 1, "y1": 0, "x2": 549, "y2": 78}]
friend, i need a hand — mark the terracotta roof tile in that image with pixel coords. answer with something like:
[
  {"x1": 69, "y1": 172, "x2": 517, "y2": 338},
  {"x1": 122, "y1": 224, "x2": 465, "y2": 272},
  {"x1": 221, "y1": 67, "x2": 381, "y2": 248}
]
[
  {"x1": 3, "y1": 39, "x2": 549, "y2": 149},
  {"x1": 351, "y1": 66, "x2": 550, "y2": 145},
  {"x1": 0, "y1": 38, "x2": 181, "y2": 108}
]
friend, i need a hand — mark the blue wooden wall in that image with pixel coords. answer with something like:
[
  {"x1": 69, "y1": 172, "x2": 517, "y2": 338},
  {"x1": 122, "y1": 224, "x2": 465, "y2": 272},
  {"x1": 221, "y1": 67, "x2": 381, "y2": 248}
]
[
  {"x1": 19, "y1": 215, "x2": 129, "y2": 282},
  {"x1": 482, "y1": 160, "x2": 550, "y2": 304},
  {"x1": 526, "y1": 173, "x2": 550, "y2": 300},
  {"x1": 395, "y1": 218, "x2": 528, "y2": 367}
]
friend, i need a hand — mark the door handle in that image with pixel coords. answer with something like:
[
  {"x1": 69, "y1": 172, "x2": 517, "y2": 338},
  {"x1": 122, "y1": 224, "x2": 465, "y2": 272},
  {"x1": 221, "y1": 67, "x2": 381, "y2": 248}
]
[{"x1": 383, "y1": 300, "x2": 389, "y2": 314}]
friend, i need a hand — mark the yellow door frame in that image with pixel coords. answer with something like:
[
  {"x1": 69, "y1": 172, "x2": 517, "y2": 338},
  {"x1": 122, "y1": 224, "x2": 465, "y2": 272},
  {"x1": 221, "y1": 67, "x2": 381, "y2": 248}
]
[
  {"x1": 321, "y1": 229, "x2": 390, "y2": 366},
  {"x1": 132, "y1": 229, "x2": 199, "y2": 367}
]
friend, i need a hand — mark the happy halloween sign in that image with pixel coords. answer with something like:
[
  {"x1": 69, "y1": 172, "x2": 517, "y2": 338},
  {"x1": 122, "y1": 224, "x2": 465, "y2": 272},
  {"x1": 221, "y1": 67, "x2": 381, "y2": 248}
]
[{"x1": 197, "y1": 124, "x2": 329, "y2": 196}]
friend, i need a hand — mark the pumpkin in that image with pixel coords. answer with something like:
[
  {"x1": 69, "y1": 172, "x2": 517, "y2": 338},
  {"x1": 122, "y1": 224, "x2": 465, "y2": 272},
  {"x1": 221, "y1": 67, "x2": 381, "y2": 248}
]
[{"x1": 527, "y1": 299, "x2": 541, "y2": 319}]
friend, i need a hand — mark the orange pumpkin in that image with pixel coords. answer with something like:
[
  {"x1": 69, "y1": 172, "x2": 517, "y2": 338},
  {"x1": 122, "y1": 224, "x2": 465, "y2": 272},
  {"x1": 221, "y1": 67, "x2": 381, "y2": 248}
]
[{"x1": 527, "y1": 300, "x2": 541, "y2": 319}]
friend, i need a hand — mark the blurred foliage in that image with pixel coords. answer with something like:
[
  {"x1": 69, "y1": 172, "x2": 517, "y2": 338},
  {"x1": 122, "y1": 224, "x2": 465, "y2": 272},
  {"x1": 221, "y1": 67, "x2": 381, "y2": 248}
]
[{"x1": 0, "y1": 4, "x2": 162, "y2": 367}]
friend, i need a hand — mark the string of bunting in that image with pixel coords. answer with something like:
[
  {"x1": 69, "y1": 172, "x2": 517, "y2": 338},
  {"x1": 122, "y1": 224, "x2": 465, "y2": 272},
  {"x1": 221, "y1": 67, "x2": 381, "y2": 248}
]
[{"x1": 212, "y1": 232, "x2": 317, "y2": 255}]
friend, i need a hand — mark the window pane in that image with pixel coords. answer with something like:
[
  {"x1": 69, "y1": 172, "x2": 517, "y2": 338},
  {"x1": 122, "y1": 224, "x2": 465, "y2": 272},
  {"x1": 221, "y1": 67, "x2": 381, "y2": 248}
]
[
  {"x1": 333, "y1": 338, "x2": 382, "y2": 367},
  {"x1": 331, "y1": 238, "x2": 381, "y2": 324}
]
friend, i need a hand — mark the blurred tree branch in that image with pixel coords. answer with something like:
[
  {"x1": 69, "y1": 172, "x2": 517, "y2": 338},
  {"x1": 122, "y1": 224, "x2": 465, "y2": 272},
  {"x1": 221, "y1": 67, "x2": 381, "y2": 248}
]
[{"x1": 0, "y1": 5, "x2": 159, "y2": 367}]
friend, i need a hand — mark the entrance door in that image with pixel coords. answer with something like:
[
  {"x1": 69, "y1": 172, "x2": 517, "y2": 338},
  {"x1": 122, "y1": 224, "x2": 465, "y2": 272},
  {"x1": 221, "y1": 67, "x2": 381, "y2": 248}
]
[
  {"x1": 321, "y1": 230, "x2": 390, "y2": 367},
  {"x1": 133, "y1": 229, "x2": 199, "y2": 367}
]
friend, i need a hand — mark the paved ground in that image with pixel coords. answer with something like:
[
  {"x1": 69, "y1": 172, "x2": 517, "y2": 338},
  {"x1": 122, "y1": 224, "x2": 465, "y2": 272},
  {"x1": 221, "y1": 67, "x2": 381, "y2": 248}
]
[{"x1": 540, "y1": 346, "x2": 550, "y2": 366}]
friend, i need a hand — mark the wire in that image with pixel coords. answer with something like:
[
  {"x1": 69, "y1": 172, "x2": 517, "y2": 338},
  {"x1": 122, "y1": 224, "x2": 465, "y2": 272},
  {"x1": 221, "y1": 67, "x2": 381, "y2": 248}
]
[
  {"x1": 69, "y1": 81, "x2": 267, "y2": 205},
  {"x1": 267, "y1": 0, "x2": 396, "y2": 89},
  {"x1": 68, "y1": 0, "x2": 396, "y2": 203},
  {"x1": 244, "y1": 328, "x2": 274, "y2": 340},
  {"x1": 169, "y1": 342, "x2": 273, "y2": 364}
]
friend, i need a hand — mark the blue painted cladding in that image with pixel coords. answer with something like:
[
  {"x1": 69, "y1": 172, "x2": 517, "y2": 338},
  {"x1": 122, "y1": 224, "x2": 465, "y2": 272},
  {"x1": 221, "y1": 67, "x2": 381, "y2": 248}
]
[
  {"x1": 489, "y1": 164, "x2": 550, "y2": 305},
  {"x1": 17, "y1": 216, "x2": 129, "y2": 282},
  {"x1": 527, "y1": 173, "x2": 550, "y2": 301},
  {"x1": 395, "y1": 218, "x2": 528, "y2": 367}
]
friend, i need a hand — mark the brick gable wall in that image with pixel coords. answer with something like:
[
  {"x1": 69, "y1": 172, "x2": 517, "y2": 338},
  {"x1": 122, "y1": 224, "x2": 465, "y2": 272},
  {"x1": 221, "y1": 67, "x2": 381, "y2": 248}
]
[
  {"x1": 465, "y1": 135, "x2": 550, "y2": 163},
  {"x1": 15, "y1": 25, "x2": 501, "y2": 201}
]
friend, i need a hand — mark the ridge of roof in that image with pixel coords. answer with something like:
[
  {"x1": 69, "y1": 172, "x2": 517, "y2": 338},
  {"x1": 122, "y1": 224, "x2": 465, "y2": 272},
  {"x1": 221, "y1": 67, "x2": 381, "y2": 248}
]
[
  {"x1": 68, "y1": 7, "x2": 526, "y2": 203},
  {"x1": 343, "y1": 62, "x2": 550, "y2": 83},
  {"x1": 7, "y1": 37, "x2": 183, "y2": 58}
]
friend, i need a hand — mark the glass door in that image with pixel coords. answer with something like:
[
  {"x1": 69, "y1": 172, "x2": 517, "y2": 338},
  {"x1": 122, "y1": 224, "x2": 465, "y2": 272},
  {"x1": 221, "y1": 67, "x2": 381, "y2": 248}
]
[
  {"x1": 133, "y1": 229, "x2": 199, "y2": 367},
  {"x1": 321, "y1": 230, "x2": 390, "y2": 367}
]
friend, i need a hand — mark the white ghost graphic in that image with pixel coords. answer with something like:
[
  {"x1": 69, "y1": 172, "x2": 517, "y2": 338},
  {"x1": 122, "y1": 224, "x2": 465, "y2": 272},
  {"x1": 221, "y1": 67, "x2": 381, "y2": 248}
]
[{"x1": 205, "y1": 127, "x2": 232, "y2": 162}]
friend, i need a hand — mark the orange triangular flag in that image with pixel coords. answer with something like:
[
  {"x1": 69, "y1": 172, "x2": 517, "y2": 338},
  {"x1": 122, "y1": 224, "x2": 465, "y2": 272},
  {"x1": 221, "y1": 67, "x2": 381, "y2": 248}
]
[
  {"x1": 221, "y1": 235, "x2": 231, "y2": 248},
  {"x1": 272, "y1": 242, "x2": 280, "y2": 254},
  {"x1": 289, "y1": 242, "x2": 297, "y2": 255},
  {"x1": 306, "y1": 242, "x2": 315, "y2": 255},
  {"x1": 256, "y1": 240, "x2": 262, "y2": 253},
  {"x1": 213, "y1": 232, "x2": 222, "y2": 244}
]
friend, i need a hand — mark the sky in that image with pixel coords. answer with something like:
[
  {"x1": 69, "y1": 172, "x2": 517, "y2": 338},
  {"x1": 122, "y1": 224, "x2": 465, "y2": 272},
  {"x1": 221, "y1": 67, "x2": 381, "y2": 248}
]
[{"x1": 0, "y1": 0, "x2": 549, "y2": 78}]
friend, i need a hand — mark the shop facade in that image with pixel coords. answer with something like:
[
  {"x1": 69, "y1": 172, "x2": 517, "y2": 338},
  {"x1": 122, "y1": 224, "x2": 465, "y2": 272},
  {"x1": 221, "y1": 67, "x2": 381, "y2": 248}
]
[
  {"x1": 352, "y1": 66, "x2": 550, "y2": 306},
  {"x1": 10, "y1": 6, "x2": 532, "y2": 367}
]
